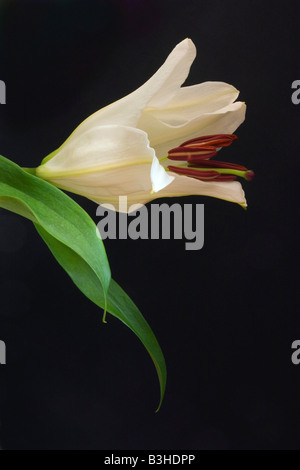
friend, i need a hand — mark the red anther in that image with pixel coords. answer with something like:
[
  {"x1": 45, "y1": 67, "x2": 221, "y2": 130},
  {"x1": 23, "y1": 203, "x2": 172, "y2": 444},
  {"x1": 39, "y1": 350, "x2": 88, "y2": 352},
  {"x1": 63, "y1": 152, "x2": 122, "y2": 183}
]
[
  {"x1": 169, "y1": 145, "x2": 215, "y2": 153},
  {"x1": 212, "y1": 175, "x2": 238, "y2": 182},
  {"x1": 180, "y1": 134, "x2": 238, "y2": 148},
  {"x1": 168, "y1": 149, "x2": 217, "y2": 161},
  {"x1": 168, "y1": 165, "x2": 240, "y2": 182},
  {"x1": 187, "y1": 160, "x2": 248, "y2": 171},
  {"x1": 167, "y1": 134, "x2": 254, "y2": 184},
  {"x1": 168, "y1": 134, "x2": 238, "y2": 162},
  {"x1": 168, "y1": 166, "x2": 221, "y2": 180}
]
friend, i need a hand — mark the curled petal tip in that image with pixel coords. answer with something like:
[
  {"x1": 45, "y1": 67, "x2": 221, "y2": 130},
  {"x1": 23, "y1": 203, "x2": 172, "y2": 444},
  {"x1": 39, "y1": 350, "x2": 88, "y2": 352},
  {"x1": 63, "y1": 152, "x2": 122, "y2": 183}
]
[
  {"x1": 185, "y1": 37, "x2": 194, "y2": 45},
  {"x1": 176, "y1": 38, "x2": 196, "y2": 55}
]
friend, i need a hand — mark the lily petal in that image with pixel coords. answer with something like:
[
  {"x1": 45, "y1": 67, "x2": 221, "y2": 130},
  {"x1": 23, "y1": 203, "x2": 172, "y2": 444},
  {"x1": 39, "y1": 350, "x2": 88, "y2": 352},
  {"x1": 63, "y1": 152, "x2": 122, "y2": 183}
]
[
  {"x1": 40, "y1": 164, "x2": 157, "y2": 206},
  {"x1": 143, "y1": 81, "x2": 240, "y2": 124},
  {"x1": 139, "y1": 101, "x2": 246, "y2": 158},
  {"x1": 148, "y1": 171, "x2": 247, "y2": 208},
  {"x1": 37, "y1": 125, "x2": 174, "y2": 203},
  {"x1": 62, "y1": 39, "x2": 197, "y2": 147},
  {"x1": 151, "y1": 155, "x2": 175, "y2": 193},
  {"x1": 37, "y1": 125, "x2": 157, "y2": 177}
]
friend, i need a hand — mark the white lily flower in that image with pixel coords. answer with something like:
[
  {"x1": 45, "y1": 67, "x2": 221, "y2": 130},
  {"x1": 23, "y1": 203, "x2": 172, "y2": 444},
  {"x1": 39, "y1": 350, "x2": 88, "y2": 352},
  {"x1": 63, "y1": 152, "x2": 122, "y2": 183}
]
[{"x1": 36, "y1": 39, "x2": 250, "y2": 212}]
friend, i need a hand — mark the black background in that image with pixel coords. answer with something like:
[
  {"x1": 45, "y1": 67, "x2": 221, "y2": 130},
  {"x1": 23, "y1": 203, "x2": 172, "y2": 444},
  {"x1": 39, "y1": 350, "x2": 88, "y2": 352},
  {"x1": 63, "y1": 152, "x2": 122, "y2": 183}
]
[{"x1": 0, "y1": 0, "x2": 299, "y2": 450}]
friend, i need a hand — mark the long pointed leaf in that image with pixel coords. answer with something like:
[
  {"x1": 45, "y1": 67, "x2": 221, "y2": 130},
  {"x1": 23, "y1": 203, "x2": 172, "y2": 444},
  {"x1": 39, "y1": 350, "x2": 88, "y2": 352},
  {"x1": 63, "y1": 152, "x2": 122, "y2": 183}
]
[
  {"x1": 0, "y1": 155, "x2": 166, "y2": 409},
  {"x1": 35, "y1": 224, "x2": 166, "y2": 410}
]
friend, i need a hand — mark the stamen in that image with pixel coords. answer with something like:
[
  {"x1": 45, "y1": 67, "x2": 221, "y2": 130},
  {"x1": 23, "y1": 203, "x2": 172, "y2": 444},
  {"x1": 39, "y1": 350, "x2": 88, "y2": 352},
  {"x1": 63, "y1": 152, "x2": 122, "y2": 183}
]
[
  {"x1": 188, "y1": 160, "x2": 248, "y2": 171},
  {"x1": 167, "y1": 134, "x2": 254, "y2": 184},
  {"x1": 168, "y1": 166, "x2": 222, "y2": 180},
  {"x1": 180, "y1": 134, "x2": 238, "y2": 148},
  {"x1": 168, "y1": 149, "x2": 217, "y2": 161},
  {"x1": 212, "y1": 175, "x2": 238, "y2": 182},
  {"x1": 168, "y1": 134, "x2": 238, "y2": 162},
  {"x1": 168, "y1": 165, "x2": 254, "y2": 182}
]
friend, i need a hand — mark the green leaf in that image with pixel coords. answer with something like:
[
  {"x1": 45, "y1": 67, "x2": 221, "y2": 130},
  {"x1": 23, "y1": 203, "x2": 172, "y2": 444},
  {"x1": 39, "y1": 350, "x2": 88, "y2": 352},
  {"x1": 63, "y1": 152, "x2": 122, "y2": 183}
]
[
  {"x1": 0, "y1": 154, "x2": 166, "y2": 409},
  {"x1": 35, "y1": 224, "x2": 167, "y2": 411},
  {"x1": 0, "y1": 154, "x2": 111, "y2": 315}
]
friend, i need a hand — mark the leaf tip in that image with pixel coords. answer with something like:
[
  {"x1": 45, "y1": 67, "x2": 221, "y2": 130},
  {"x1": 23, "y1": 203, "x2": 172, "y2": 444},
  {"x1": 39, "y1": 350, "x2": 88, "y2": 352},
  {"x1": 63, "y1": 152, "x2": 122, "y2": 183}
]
[{"x1": 102, "y1": 298, "x2": 108, "y2": 323}]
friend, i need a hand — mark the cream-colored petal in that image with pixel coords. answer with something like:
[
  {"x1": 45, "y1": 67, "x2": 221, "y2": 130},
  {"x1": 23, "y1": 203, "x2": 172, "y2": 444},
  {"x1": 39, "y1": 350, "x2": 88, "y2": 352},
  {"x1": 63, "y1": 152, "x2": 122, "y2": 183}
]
[
  {"x1": 151, "y1": 155, "x2": 175, "y2": 193},
  {"x1": 62, "y1": 39, "x2": 196, "y2": 147},
  {"x1": 45, "y1": 168, "x2": 246, "y2": 213},
  {"x1": 88, "y1": 171, "x2": 246, "y2": 211},
  {"x1": 37, "y1": 124, "x2": 174, "y2": 210},
  {"x1": 139, "y1": 101, "x2": 246, "y2": 158},
  {"x1": 42, "y1": 164, "x2": 155, "y2": 205},
  {"x1": 144, "y1": 81, "x2": 240, "y2": 124},
  {"x1": 37, "y1": 125, "x2": 156, "y2": 178},
  {"x1": 145, "y1": 39, "x2": 196, "y2": 109},
  {"x1": 150, "y1": 171, "x2": 247, "y2": 208}
]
